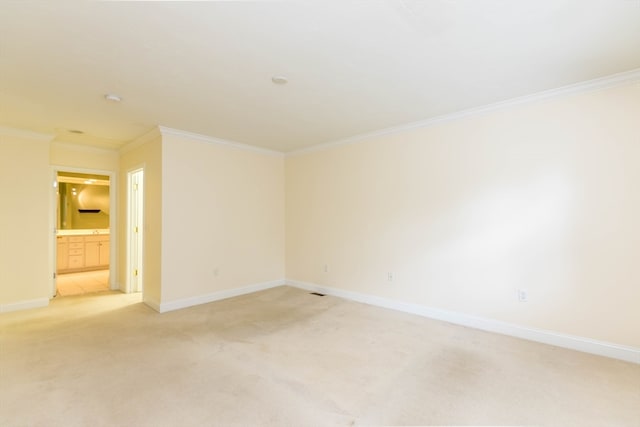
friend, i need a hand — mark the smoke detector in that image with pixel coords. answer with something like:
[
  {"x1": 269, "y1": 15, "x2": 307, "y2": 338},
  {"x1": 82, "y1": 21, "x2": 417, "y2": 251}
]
[
  {"x1": 104, "y1": 93, "x2": 122, "y2": 102},
  {"x1": 271, "y1": 76, "x2": 288, "y2": 85}
]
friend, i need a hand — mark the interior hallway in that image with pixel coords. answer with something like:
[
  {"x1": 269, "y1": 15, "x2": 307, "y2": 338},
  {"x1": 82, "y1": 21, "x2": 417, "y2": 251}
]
[{"x1": 1, "y1": 286, "x2": 638, "y2": 426}]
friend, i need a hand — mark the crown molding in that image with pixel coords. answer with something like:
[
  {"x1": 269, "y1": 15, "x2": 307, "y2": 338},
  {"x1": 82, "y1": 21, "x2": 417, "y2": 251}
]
[
  {"x1": 119, "y1": 127, "x2": 162, "y2": 155},
  {"x1": 0, "y1": 125, "x2": 54, "y2": 142},
  {"x1": 287, "y1": 68, "x2": 640, "y2": 157},
  {"x1": 158, "y1": 126, "x2": 284, "y2": 157}
]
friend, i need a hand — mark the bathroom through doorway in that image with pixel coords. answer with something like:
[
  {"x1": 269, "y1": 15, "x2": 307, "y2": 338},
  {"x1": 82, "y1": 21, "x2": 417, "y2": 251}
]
[{"x1": 53, "y1": 169, "x2": 114, "y2": 297}]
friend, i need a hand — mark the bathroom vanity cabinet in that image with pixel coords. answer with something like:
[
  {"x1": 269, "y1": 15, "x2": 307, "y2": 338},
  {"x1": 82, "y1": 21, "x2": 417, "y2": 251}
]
[{"x1": 56, "y1": 233, "x2": 110, "y2": 273}]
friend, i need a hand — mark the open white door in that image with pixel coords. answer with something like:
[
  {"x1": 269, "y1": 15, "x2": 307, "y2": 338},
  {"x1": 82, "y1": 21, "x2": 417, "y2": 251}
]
[{"x1": 128, "y1": 169, "x2": 144, "y2": 293}]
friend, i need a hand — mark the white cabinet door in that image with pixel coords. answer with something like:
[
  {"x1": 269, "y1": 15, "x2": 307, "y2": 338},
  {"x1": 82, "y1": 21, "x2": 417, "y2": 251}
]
[
  {"x1": 84, "y1": 241, "x2": 100, "y2": 267},
  {"x1": 99, "y1": 239, "x2": 110, "y2": 266},
  {"x1": 56, "y1": 237, "x2": 68, "y2": 271}
]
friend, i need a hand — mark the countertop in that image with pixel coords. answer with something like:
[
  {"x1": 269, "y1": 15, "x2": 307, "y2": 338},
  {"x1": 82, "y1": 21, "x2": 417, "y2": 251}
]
[{"x1": 57, "y1": 229, "x2": 110, "y2": 236}]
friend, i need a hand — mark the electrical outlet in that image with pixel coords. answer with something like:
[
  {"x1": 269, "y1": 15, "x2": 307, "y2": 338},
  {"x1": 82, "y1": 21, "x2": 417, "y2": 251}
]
[
  {"x1": 517, "y1": 289, "x2": 528, "y2": 302},
  {"x1": 323, "y1": 264, "x2": 329, "y2": 273},
  {"x1": 213, "y1": 268, "x2": 219, "y2": 277},
  {"x1": 388, "y1": 272, "x2": 394, "y2": 282}
]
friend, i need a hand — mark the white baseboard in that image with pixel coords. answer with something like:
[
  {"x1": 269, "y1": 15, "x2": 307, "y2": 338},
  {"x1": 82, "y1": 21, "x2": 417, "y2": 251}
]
[
  {"x1": 287, "y1": 279, "x2": 640, "y2": 364},
  {"x1": 0, "y1": 297, "x2": 49, "y2": 313},
  {"x1": 158, "y1": 279, "x2": 286, "y2": 313},
  {"x1": 143, "y1": 298, "x2": 161, "y2": 313}
]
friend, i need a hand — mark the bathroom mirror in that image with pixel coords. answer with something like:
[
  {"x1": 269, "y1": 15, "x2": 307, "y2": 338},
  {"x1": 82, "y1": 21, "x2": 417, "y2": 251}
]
[{"x1": 57, "y1": 172, "x2": 110, "y2": 230}]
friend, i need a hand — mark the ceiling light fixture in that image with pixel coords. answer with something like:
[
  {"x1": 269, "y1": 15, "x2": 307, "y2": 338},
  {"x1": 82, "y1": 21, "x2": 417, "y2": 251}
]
[
  {"x1": 271, "y1": 76, "x2": 288, "y2": 85},
  {"x1": 104, "y1": 93, "x2": 122, "y2": 102}
]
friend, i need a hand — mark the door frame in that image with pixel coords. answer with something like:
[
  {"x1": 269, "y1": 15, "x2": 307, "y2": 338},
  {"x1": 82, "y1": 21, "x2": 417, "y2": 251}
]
[{"x1": 50, "y1": 165, "x2": 117, "y2": 297}]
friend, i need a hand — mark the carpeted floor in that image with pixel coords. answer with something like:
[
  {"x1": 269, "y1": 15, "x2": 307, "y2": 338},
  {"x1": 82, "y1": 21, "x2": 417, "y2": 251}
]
[{"x1": 1, "y1": 286, "x2": 638, "y2": 426}]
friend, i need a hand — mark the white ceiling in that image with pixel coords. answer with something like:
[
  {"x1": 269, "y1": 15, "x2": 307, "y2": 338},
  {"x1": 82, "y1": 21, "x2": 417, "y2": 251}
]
[{"x1": 1, "y1": 1, "x2": 639, "y2": 152}]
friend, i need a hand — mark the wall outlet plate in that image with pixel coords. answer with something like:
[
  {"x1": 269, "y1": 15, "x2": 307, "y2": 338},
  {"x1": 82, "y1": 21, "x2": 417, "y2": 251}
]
[{"x1": 517, "y1": 289, "x2": 528, "y2": 302}]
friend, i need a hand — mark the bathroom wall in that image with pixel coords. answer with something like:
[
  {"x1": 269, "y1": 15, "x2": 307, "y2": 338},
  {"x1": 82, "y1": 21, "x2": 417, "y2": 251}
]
[
  {"x1": 51, "y1": 142, "x2": 116, "y2": 230},
  {"x1": 59, "y1": 182, "x2": 110, "y2": 229}
]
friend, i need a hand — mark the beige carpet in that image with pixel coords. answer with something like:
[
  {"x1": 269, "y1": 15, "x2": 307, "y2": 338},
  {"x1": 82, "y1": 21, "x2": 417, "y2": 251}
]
[{"x1": 1, "y1": 286, "x2": 638, "y2": 426}]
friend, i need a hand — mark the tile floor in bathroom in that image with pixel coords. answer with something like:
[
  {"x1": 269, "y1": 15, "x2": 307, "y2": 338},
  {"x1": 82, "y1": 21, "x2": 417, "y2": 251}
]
[{"x1": 56, "y1": 269, "x2": 110, "y2": 296}]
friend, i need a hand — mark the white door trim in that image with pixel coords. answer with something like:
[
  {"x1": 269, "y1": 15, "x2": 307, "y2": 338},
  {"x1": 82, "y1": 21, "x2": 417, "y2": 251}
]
[{"x1": 50, "y1": 165, "x2": 117, "y2": 296}]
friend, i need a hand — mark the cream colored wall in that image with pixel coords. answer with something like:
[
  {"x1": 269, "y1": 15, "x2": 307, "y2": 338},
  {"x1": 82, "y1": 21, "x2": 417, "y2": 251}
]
[
  {"x1": 286, "y1": 83, "x2": 640, "y2": 348},
  {"x1": 0, "y1": 129, "x2": 52, "y2": 307},
  {"x1": 161, "y1": 132, "x2": 285, "y2": 303},
  {"x1": 118, "y1": 132, "x2": 163, "y2": 306},
  {"x1": 50, "y1": 141, "x2": 119, "y2": 171}
]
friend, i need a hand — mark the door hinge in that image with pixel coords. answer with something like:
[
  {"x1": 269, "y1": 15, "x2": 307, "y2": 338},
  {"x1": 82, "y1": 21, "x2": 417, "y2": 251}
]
[
  {"x1": 134, "y1": 269, "x2": 138, "y2": 277},
  {"x1": 135, "y1": 226, "x2": 139, "y2": 233}
]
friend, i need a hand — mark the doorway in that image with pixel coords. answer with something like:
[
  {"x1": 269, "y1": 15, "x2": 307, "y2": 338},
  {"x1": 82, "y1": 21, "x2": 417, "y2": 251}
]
[
  {"x1": 127, "y1": 168, "x2": 144, "y2": 293},
  {"x1": 53, "y1": 168, "x2": 115, "y2": 297}
]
